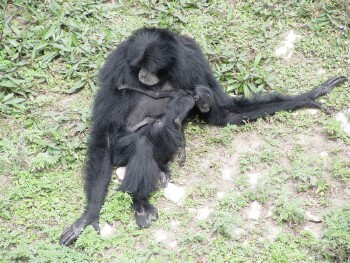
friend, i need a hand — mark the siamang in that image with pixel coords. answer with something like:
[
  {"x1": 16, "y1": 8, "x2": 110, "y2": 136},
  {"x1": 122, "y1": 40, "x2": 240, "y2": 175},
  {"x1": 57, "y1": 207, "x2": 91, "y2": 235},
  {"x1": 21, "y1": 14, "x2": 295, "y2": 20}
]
[
  {"x1": 127, "y1": 84, "x2": 213, "y2": 166},
  {"x1": 126, "y1": 84, "x2": 213, "y2": 131},
  {"x1": 60, "y1": 27, "x2": 347, "y2": 246}
]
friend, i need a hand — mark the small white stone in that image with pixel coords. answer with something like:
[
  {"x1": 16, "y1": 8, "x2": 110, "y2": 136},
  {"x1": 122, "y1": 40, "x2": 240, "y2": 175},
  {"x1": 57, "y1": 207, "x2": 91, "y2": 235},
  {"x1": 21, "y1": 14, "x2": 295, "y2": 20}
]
[
  {"x1": 222, "y1": 168, "x2": 234, "y2": 181},
  {"x1": 100, "y1": 223, "x2": 116, "y2": 238},
  {"x1": 163, "y1": 183, "x2": 185, "y2": 205},
  {"x1": 165, "y1": 240, "x2": 178, "y2": 249},
  {"x1": 335, "y1": 112, "x2": 347, "y2": 123},
  {"x1": 265, "y1": 209, "x2": 274, "y2": 219},
  {"x1": 154, "y1": 229, "x2": 168, "y2": 242},
  {"x1": 305, "y1": 211, "x2": 322, "y2": 223},
  {"x1": 285, "y1": 30, "x2": 298, "y2": 42},
  {"x1": 216, "y1": 191, "x2": 225, "y2": 199},
  {"x1": 170, "y1": 220, "x2": 180, "y2": 228},
  {"x1": 233, "y1": 227, "x2": 245, "y2": 236},
  {"x1": 266, "y1": 226, "x2": 282, "y2": 242},
  {"x1": 247, "y1": 201, "x2": 262, "y2": 221},
  {"x1": 316, "y1": 68, "x2": 326, "y2": 75},
  {"x1": 303, "y1": 224, "x2": 323, "y2": 239},
  {"x1": 305, "y1": 109, "x2": 319, "y2": 115},
  {"x1": 275, "y1": 46, "x2": 288, "y2": 57},
  {"x1": 188, "y1": 208, "x2": 197, "y2": 213},
  {"x1": 342, "y1": 123, "x2": 350, "y2": 134},
  {"x1": 196, "y1": 206, "x2": 213, "y2": 220},
  {"x1": 335, "y1": 111, "x2": 350, "y2": 134},
  {"x1": 275, "y1": 30, "x2": 300, "y2": 59},
  {"x1": 320, "y1": 151, "x2": 329, "y2": 158},
  {"x1": 116, "y1": 167, "x2": 126, "y2": 181},
  {"x1": 247, "y1": 173, "x2": 261, "y2": 188}
]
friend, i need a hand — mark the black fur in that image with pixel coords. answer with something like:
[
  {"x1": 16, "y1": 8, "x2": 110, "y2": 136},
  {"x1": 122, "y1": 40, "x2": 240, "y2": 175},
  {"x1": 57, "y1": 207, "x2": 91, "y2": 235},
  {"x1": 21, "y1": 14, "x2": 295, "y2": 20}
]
[
  {"x1": 122, "y1": 85, "x2": 213, "y2": 167},
  {"x1": 59, "y1": 27, "x2": 347, "y2": 246}
]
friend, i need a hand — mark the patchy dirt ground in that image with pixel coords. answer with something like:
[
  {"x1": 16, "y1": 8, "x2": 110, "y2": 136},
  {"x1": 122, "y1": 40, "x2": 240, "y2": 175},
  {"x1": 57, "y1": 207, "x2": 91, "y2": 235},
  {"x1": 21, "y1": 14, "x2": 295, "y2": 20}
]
[
  {"x1": 97, "y1": 105, "x2": 349, "y2": 262},
  {"x1": 144, "y1": 110, "x2": 350, "y2": 246},
  {"x1": 1, "y1": 1, "x2": 349, "y2": 262}
]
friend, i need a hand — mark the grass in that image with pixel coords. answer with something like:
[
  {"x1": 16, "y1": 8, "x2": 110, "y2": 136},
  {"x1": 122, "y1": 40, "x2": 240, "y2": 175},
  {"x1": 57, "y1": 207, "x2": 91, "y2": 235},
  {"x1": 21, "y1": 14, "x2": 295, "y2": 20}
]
[
  {"x1": 274, "y1": 195, "x2": 305, "y2": 225},
  {"x1": 1, "y1": 0, "x2": 350, "y2": 262},
  {"x1": 322, "y1": 204, "x2": 350, "y2": 262}
]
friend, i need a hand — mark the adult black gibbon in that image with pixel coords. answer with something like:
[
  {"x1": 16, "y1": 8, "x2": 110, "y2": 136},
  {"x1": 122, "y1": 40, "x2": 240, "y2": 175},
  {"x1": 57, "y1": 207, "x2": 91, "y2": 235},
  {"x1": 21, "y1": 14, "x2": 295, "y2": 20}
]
[{"x1": 59, "y1": 27, "x2": 347, "y2": 246}]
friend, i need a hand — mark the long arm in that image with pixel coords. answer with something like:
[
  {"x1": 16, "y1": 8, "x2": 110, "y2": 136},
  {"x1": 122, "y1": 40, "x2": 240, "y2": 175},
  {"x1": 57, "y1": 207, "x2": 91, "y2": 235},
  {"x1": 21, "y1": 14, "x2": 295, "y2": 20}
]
[
  {"x1": 59, "y1": 129, "x2": 112, "y2": 246},
  {"x1": 59, "y1": 76, "x2": 133, "y2": 246}
]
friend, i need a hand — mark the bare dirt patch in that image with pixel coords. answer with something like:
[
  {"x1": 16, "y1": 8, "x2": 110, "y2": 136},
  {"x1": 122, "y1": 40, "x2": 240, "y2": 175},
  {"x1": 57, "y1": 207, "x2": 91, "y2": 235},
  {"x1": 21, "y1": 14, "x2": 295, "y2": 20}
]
[{"x1": 155, "y1": 111, "x2": 350, "y2": 248}]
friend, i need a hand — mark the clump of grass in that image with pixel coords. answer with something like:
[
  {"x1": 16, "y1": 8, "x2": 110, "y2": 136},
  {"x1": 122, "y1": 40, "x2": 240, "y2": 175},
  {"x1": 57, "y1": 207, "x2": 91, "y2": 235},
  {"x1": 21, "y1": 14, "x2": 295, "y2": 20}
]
[
  {"x1": 245, "y1": 183, "x2": 270, "y2": 204},
  {"x1": 289, "y1": 147, "x2": 328, "y2": 193},
  {"x1": 322, "y1": 204, "x2": 350, "y2": 262},
  {"x1": 217, "y1": 192, "x2": 249, "y2": 212},
  {"x1": 324, "y1": 119, "x2": 350, "y2": 144},
  {"x1": 262, "y1": 232, "x2": 318, "y2": 263},
  {"x1": 274, "y1": 196, "x2": 304, "y2": 225},
  {"x1": 209, "y1": 211, "x2": 243, "y2": 239},
  {"x1": 332, "y1": 159, "x2": 350, "y2": 182},
  {"x1": 208, "y1": 124, "x2": 237, "y2": 145}
]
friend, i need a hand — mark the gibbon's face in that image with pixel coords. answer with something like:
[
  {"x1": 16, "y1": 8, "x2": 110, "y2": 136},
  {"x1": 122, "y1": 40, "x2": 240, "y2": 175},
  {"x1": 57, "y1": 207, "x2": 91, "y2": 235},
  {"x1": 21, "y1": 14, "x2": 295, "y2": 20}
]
[{"x1": 127, "y1": 29, "x2": 178, "y2": 86}]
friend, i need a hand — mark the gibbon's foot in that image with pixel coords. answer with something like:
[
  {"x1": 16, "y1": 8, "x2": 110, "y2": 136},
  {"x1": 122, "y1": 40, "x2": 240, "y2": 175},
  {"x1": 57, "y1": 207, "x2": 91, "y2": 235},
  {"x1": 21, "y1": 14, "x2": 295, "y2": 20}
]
[
  {"x1": 134, "y1": 204, "x2": 158, "y2": 228},
  {"x1": 309, "y1": 76, "x2": 347, "y2": 99},
  {"x1": 160, "y1": 171, "x2": 170, "y2": 188},
  {"x1": 59, "y1": 214, "x2": 100, "y2": 246},
  {"x1": 177, "y1": 146, "x2": 186, "y2": 166}
]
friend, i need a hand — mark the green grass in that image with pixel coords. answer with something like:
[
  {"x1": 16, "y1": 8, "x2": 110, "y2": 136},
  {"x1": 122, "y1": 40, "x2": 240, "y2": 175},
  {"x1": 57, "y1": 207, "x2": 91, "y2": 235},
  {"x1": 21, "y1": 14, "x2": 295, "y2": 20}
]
[
  {"x1": 322, "y1": 204, "x2": 350, "y2": 262},
  {"x1": 1, "y1": 0, "x2": 350, "y2": 262},
  {"x1": 274, "y1": 195, "x2": 305, "y2": 225}
]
